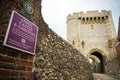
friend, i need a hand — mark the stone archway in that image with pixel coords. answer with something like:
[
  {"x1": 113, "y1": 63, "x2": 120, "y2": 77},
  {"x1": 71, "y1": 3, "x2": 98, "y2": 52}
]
[
  {"x1": 89, "y1": 51, "x2": 105, "y2": 73},
  {"x1": 87, "y1": 49, "x2": 107, "y2": 73},
  {"x1": 87, "y1": 48, "x2": 108, "y2": 73}
]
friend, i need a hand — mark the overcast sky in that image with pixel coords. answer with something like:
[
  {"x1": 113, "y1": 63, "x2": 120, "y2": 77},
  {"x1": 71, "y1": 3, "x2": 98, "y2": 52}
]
[{"x1": 42, "y1": 0, "x2": 120, "y2": 40}]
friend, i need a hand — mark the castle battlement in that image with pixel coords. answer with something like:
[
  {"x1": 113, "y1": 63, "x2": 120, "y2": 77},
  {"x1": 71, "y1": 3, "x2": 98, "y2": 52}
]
[{"x1": 67, "y1": 10, "x2": 111, "y2": 22}]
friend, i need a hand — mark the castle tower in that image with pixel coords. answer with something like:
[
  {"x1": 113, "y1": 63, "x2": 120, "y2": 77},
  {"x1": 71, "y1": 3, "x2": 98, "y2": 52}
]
[{"x1": 67, "y1": 10, "x2": 117, "y2": 73}]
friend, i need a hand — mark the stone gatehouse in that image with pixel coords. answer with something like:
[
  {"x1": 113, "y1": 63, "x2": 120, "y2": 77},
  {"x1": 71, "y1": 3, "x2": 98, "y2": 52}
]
[{"x1": 67, "y1": 10, "x2": 119, "y2": 75}]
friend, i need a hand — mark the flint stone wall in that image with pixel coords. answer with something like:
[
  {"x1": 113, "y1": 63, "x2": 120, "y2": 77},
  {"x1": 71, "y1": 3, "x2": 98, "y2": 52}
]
[{"x1": 34, "y1": 27, "x2": 93, "y2": 80}]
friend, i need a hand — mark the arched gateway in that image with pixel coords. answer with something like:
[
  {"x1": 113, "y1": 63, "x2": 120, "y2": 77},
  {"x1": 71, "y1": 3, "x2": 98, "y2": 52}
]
[
  {"x1": 87, "y1": 48, "x2": 107, "y2": 73},
  {"x1": 88, "y1": 51, "x2": 106, "y2": 73}
]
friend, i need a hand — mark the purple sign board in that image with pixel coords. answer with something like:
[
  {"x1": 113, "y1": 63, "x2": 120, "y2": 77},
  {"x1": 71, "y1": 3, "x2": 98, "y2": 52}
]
[{"x1": 3, "y1": 11, "x2": 38, "y2": 55}]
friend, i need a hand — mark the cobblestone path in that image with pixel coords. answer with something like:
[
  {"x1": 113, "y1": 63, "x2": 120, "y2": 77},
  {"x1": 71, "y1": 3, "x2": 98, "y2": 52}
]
[{"x1": 93, "y1": 73, "x2": 120, "y2": 80}]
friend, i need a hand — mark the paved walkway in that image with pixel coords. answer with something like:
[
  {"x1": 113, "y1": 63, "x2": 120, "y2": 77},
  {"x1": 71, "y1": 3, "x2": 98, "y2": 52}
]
[{"x1": 93, "y1": 73, "x2": 120, "y2": 80}]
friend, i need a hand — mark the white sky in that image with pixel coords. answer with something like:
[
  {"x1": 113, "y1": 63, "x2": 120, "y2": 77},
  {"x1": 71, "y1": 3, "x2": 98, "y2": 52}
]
[{"x1": 42, "y1": 0, "x2": 120, "y2": 40}]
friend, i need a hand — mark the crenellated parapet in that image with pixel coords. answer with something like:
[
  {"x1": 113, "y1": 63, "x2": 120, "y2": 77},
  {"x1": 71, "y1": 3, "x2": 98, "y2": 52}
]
[
  {"x1": 78, "y1": 16, "x2": 109, "y2": 24},
  {"x1": 67, "y1": 12, "x2": 80, "y2": 22},
  {"x1": 67, "y1": 10, "x2": 111, "y2": 24}
]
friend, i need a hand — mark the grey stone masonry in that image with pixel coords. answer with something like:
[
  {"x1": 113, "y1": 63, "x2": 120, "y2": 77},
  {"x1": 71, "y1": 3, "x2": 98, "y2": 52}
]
[{"x1": 33, "y1": 28, "x2": 93, "y2": 80}]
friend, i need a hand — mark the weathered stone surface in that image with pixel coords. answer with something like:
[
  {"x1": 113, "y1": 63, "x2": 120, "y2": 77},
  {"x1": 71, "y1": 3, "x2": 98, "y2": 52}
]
[{"x1": 34, "y1": 28, "x2": 93, "y2": 79}]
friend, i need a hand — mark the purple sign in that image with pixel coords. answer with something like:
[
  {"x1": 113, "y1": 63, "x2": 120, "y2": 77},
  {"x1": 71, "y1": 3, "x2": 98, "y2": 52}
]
[{"x1": 4, "y1": 11, "x2": 38, "y2": 55}]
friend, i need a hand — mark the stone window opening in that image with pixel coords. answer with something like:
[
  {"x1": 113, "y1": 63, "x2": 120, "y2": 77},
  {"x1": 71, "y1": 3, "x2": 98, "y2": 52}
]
[
  {"x1": 91, "y1": 24, "x2": 94, "y2": 30},
  {"x1": 72, "y1": 40, "x2": 75, "y2": 45},
  {"x1": 90, "y1": 17, "x2": 92, "y2": 21},
  {"x1": 106, "y1": 16, "x2": 108, "y2": 19},
  {"x1": 98, "y1": 17, "x2": 100, "y2": 20},
  {"x1": 94, "y1": 17, "x2": 96, "y2": 21},
  {"x1": 98, "y1": 17, "x2": 100, "y2": 23},
  {"x1": 82, "y1": 18, "x2": 85, "y2": 22},
  {"x1": 86, "y1": 17, "x2": 89, "y2": 23},
  {"x1": 78, "y1": 17, "x2": 81, "y2": 20},
  {"x1": 102, "y1": 17, "x2": 104, "y2": 22},
  {"x1": 102, "y1": 17, "x2": 104, "y2": 20},
  {"x1": 108, "y1": 39, "x2": 112, "y2": 48},
  {"x1": 82, "y1": 18, "x2": 85, "y2": 20},
  {"x1": 86, "y1": 17, "x2": 89, "y2": 21},
  {"x1": 81, "y1": 41, "x2": 85, "y2": 48}
]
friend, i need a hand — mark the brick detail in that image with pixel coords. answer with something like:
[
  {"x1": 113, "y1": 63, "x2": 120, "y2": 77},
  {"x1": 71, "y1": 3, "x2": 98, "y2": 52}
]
[
  {"x1": 0, "y1": 0, "x2": 36, "y2": 79},
  {"x1": 28, "y1": 55, "x2": 34, "y2": 62},
  {"x1": 7, "y1": 50, "x2": 20, "y2": 58},
  {"x1": 116, "y1": 43, "x2": 120, "y2": 64},
  {"x1": 0, "y1": 54, "x2": 14, "y2": 63},
  {"x1": 26, "y1": 66, "x2": 33, "y2": 71},
  {"x1": 0, "y1": 47, "x2": 7, "y2": 55},
  {"x1": 0, "y1": 77, "x2": 25, "y2": 80},
  {"x1": 19, "y1": 71, "x2": 33, "y2": 77},
  {"x1": 21, "y1": 60, "x2": 33, "y2": 67},
  {"x1": 26, "y1": 77, "x2": 33, "y2": 80},
  {"x1": 3, "y1": 62, "x2": 15, "y2": 70},
  {"x1": 0, "y1": 70, "x2": 12, "y2": 77},
  {"x1": 0, "y1": 35, "x2": 4, "y2": 42},
  {"x1": 20, "y1": 53, "x2": 29, "y2": 60},
  {"x1": 0, "y1": 61, "x2": 4, "y2": 68},
  {"x1": 16, "y1": 66, "x2": 26, "y2": 71},
  {"x1": 11, "y1": 71, "x2": 19, "y2": 77}
]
